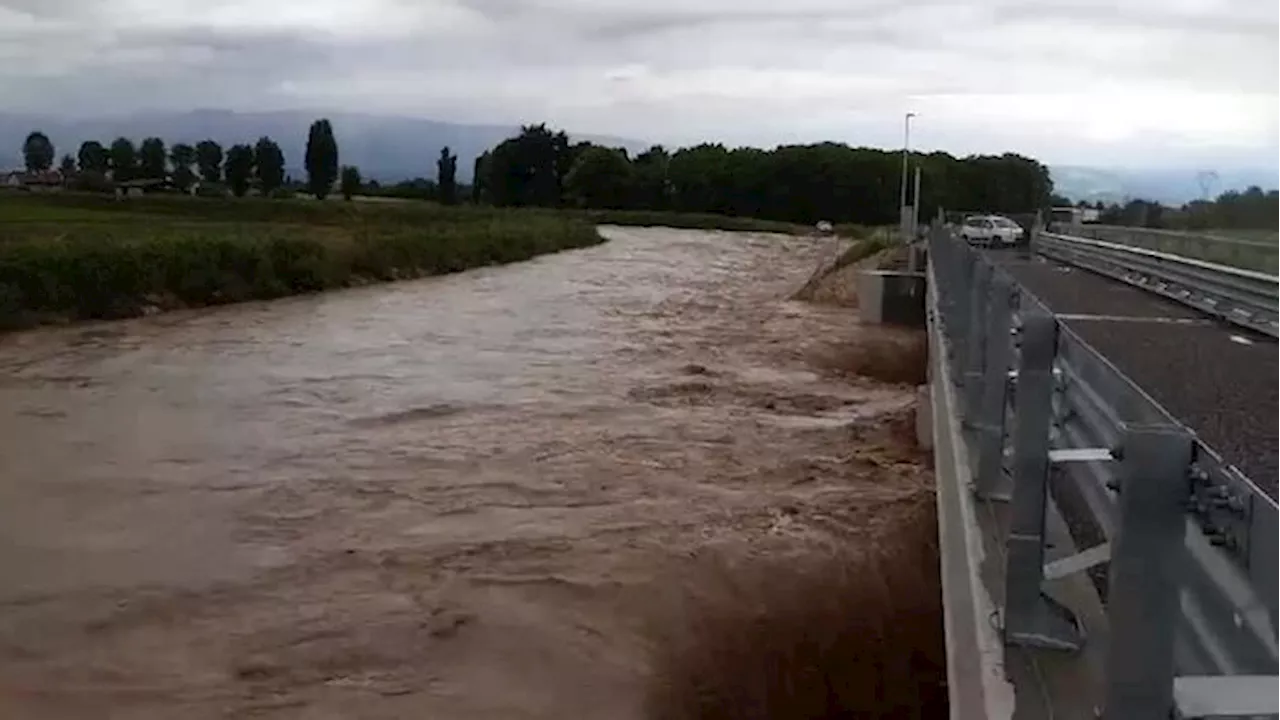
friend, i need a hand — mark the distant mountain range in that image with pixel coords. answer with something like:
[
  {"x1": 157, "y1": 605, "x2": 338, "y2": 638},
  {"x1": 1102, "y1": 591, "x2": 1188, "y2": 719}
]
[
  {"x1": 1, "y1": 110, "x2": 1274, "y2": 203},
  {"x1": 0, "y1": 110, "x2": 646, "y2": 183}
]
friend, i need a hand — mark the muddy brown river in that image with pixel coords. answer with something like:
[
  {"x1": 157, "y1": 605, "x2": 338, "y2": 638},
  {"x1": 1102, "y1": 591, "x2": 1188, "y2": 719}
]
[{"x1": 0, "y1": 226, "x2": 930, "y2": 719}]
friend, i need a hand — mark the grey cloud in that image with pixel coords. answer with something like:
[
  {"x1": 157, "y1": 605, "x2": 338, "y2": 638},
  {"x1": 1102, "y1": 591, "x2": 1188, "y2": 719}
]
[{"x1": 0, "y1": 0, "x2": 1275, "y2": 169}]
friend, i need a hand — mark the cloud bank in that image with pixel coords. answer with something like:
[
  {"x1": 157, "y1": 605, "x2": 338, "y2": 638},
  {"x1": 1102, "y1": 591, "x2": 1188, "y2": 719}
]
[{"x1": 1, "y1": 0, "x2": 1276, "y2": 167}]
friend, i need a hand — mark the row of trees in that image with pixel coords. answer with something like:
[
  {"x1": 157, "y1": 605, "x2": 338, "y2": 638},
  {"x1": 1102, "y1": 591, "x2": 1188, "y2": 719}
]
[
  {"x1": 22, "y1": 126, "x2": 326, "y2": 198},
  {"x1": 19, "y1": 122, "x2": 464, "y2": 203},
  {"x1": 18, "y1": 120, "x2": 1087, "y2": 223},
  {"x1": 1071, "y1": 188, "x2": 1278, "y2": 231},
  {"x1": 472, "y1": 124, "x2": 1054, "y2": 224}
]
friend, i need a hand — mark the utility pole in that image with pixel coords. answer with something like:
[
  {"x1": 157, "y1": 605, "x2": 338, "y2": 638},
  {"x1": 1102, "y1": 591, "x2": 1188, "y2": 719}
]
[
  {"x1": 896, "y1": 112, "x2": 916, "y2": 217},
  {"x1": 911, "y1": 165, "x2": 922, "y2": 239},
  {"x1": 899, "y1": 112, "x2": 916, "y2": 241}
]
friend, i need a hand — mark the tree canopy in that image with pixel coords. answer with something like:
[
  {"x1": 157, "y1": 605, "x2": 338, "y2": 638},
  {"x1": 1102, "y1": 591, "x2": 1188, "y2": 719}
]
[
  {"x1": 108, "y1": 137, "x2": 138, "y2": 182},
  {"x1": 77, "y1": 141, "x2": 109, "y2": 174},
  {"x1": 564, "y1": 146, "x2": 634, "y2": 209},
  {"x1": 138, "y1": 137, "x2": 168, "y2": 181},
  {"x1": 196, "y1": 140, "x2": 224, "y2": 184},
  {"x1": 254, "y1": 137, "x2": 286, "y2": 195},
  {"x1": 305, "y1": 119, "x2": 340, "y2": 200},
  {"x1": 224, "y1": 144, "x2": 255, "y2": 197},
  {"x1": 437, "y1": 146, "x2": 458, "y2": 205},
  {"x1": 22, "y1": 131, "x2": 55, "y2": 172},
  {"x1": 25, "y1": 120, "x2": 1276, "y2": 234},
  {"x1": 474, "y1": 124, "x2": 1054, "y2": 224},
  {"x1": 169, "y1": 143, "x2": 198, "y2": 191},
  {"x1": 340, "y1": 165, "x2": 362, "y2": 201}
]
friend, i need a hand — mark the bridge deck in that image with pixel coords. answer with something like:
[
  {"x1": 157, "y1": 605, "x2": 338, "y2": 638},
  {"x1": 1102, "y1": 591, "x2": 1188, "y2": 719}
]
[{"x1": 984, "y1": 249, "x2": 1278, "y2": 499}]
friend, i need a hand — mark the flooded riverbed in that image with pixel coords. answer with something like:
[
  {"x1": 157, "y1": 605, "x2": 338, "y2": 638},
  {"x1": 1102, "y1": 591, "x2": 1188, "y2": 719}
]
[{"x1": 0, "y1": 226, "x2": 931, "y2": 719}]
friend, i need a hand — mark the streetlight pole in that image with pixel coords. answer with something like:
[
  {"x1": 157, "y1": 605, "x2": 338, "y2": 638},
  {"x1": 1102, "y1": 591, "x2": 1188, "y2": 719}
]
[{"x1": 899, "y1": 112, "x2": 916, "y2": 240}]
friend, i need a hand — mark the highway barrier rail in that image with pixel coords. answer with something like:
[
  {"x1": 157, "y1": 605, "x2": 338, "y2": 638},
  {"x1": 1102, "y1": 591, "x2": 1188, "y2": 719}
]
[
  {"x1": 1060, "y1": 224, "x2": 1278, "y2": 275},
  {"x1": 1038, "y1": 230, "x2": 1280, "y2": 339},
  {"x1": 927, "y1": 225, "x2": 1279, "y2": 719}
]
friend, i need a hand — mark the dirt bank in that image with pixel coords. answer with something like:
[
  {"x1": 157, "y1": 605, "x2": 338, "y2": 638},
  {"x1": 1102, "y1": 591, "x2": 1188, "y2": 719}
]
[{"x1": 0, "y1": 226, "x2": 937, "y2": 718}]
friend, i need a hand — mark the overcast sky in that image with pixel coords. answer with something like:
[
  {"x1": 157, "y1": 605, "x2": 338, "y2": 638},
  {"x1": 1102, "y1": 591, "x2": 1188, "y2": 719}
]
[{"x1": 1, "y1": 0, "x2": 1276, "y2": 168}]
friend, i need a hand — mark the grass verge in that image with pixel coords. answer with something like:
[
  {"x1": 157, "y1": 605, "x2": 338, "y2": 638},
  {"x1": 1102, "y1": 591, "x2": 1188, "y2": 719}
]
[{"x1": 0, "y1": 194, "x2": 602, "y2": 329}]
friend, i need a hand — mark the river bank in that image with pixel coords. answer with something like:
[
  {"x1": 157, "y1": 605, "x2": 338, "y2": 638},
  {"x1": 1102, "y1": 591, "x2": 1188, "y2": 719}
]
[{"x1": 0, "y1": 194, "x2": 604, "y2": 330}]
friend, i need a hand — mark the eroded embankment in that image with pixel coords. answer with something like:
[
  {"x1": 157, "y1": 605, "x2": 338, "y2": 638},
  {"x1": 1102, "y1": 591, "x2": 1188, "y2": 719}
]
[{"x1": 0, "y1": 226, "x2": 940, "y2": 719}]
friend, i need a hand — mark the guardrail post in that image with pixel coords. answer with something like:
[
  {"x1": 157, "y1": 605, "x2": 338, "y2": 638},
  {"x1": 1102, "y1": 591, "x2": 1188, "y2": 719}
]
[
  {"x1": 1003, "y1": 312, "x2": 1083, "y2": 651},
  {"x1": 949, "y1": 245, "x2": 975, "y2": 364},
  {"x1": 962, "y1": 260, "x2": 992, "y2": 422},
  {"x1": 974, "y1": 273, "x2": 1014, "y2": 500},
  {"x1": 1101, "y1": 425, "x2": 1194, "y2": 720}
]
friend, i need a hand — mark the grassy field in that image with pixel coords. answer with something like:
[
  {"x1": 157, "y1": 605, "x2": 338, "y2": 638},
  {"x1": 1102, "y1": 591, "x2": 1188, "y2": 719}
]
[{"x1": 0, "y1": 194, "x2": 604, "y2": 329}]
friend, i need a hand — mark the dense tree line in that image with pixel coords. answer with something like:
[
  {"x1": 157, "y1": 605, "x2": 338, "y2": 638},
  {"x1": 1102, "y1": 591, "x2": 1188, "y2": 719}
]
[
  {"x1": 473, "y1": 124, "x2": 1054, "y2": 225},
  {"x1": 19, "y1": 121, "x2": 1055, "y2": 222},
  {"x1": 1170, "y1": 187, "x2": 1277, "y2": 231}
]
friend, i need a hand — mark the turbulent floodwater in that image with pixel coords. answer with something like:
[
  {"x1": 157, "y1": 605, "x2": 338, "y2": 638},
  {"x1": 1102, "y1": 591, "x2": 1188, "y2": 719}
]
[{"x1": 0, "y1": 226, "x2": 930, "y2": 719}]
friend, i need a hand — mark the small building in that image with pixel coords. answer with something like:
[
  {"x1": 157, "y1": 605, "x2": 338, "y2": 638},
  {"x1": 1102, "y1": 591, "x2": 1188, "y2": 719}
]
[
  {"x1": 114, "y1": 178, "x2": 179, "y2": 197},
  {"x1": 2, "y1": 169, "x2": 66, "y2": 192},
  {"x1": 25, "y1": 170, "x2": 65, "y2": 193}
]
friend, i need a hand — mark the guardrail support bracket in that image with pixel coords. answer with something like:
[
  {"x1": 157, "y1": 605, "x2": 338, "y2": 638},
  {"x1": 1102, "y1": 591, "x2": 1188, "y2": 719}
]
[
  {"x1": 1002, "y1": 312, "x2": 1083, "y2": 651},
  {"x1": 1101, "y1": 425, "x2": 1194, "y2": 720}
]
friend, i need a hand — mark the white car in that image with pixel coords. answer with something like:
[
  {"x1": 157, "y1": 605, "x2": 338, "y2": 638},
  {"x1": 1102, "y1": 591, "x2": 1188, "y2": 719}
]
[{"x1": 960, "y1": 215, "x2": 1023, "y2": 246}]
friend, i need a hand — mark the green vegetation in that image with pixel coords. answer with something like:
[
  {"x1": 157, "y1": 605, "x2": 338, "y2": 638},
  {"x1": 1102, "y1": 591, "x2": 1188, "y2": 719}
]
[
  {"x1": 340, "y1": 166, "x2": 362, "y2": 201},
  {"x1": 1055, "y1": 189, "x2": 1279, "y2": 273},
  {"x1": 305, "y1": 119, "x2": 340, "y2": 200},
  {"x1": 139, "y1": 137, "x2": 168, "y2": 180},
  {"x1": 170, "y1": 143, "x2": 198, "y2": 191},
  {"x1": 22, "y1": 131, "x2": 54, "y2": 171},
  {"x1": 109, "y1": 138, "x2": 138, "y2": 181},
  {"x1": 196, "y1": 140, "x2": 223, "y2": 184},
  {"x1": 254, "y1": 137, "x2": 286, "y2": 196},
  {"x1": 0, "y1": 194, "x2": 603, "y2": 330},
  {"x1": 475, "y1": 124, "x2": 1054, "y2": 225},
  {"x1": 224, "y1": 144, "x2": 255, "y2": 197},
  {"x1": 437, "y1": 147, "x2": 458, "y2": 205},
  {"x1": 5, "y1": 114, "x2": 1038, "y2": 331},
  {"x1": 77, "y1": 141, "x2": 109, "y2": 174}
]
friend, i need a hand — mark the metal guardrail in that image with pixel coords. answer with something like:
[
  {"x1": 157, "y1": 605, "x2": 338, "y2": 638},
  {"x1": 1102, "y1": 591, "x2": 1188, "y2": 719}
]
[
  {"x1": 1038, "y1": 231, "x2": 1280, "y2": 338},
  {"x1": 1063, "y1": 224, "x2": 1279, "y2": 275},
  {"x1": 927, "y1": 226, "x2": 1279, "y2": 719}
]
